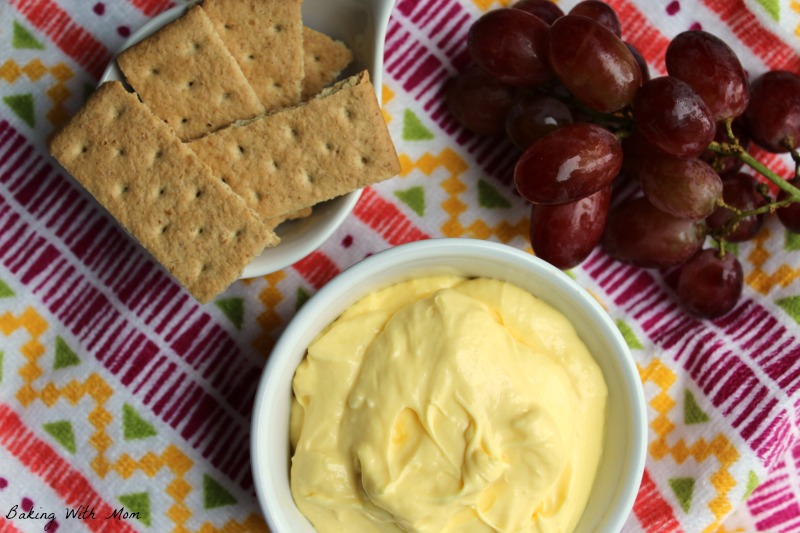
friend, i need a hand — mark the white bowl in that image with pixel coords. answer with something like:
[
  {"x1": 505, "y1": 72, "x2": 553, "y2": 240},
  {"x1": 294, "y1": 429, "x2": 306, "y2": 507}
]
[
  {"x1": 100, "y1": 0, "x2": 395, "y2": 278},
  {"x1": 251, "y1": 238, "x2": 647, "y2": 533}
]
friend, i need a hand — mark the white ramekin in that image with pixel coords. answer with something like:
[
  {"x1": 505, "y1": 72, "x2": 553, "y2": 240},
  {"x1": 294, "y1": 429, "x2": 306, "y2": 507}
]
[{"x1": 251, "y1": 238, "x2": 647, "y2": 533}]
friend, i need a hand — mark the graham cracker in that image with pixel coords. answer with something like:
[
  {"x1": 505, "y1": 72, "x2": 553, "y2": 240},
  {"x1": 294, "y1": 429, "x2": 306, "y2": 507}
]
[
  {"x1": 117, "y1": 5, "x2": 264, "y2": 141},
  {"x1": 202, "y1": 0, "x2": 304, "y2": 110},
  {"x1": 266, "y1": 207, "x2": 313, "y2": 229},
  {"x1": 302, "y1": 27, "x2": 353, "y2": 99},
  {"x1": 48, "y1": 81, "x2": 279, "y2": 304},
  {"x1": 187, "y1": 71, "x2": 401, "y2": 220}
]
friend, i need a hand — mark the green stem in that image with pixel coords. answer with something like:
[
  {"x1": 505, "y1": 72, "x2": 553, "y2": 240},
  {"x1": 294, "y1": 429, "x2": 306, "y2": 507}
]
[
  {"x1": 724, "y1": 117, "x2": 736, "y2": 144},
  {"x1": 708, "y1": 141, "x2": 800, "y2": 199},
  {"x1": 713, "y1": 197, "x2": 796, "y2": 240}
]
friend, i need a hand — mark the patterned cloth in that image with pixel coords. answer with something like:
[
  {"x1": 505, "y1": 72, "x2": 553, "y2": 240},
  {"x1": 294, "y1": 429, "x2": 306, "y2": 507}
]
[{"x1": 1, "y1": 0, "x2": 799, "y2": 532}]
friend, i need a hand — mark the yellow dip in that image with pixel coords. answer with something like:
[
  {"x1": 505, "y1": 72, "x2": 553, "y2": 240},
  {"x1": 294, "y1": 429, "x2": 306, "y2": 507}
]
[{"x1": 290, "y1": 276, "x2": 607, "y2": 533}]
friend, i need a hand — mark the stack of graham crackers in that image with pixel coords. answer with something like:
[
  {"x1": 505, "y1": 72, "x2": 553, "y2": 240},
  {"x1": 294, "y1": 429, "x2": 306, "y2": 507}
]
[{"x1": 49, "y1": 0, "x2": 401, "y2": 304}]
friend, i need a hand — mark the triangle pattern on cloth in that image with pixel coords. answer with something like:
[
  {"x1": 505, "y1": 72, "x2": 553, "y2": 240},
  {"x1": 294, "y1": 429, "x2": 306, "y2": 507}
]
[
  {"x1": 3, "y1": 94, "x2": 35, "y2": 128},
  {"x1": 754, "y1": 0, "x2": 780, "y2": 20},
  {"x1": 12, "y1": 21, "x2": 45, "y2": 50},
  {"x1": 776, "y1": 296, "x2": 800, "y2": 325},
  {"x1": 203, "y1": 475, "x2": 237, "y2": 509},
  {"x1": 787, "y1": 231, "x2": 800, "y2": 251},
  {"x1": 684, "y1": 389, "x2": 710, "y2": 425},
  {"x1": 395, "y1": 186, "x2": 426, "y2": 217},
  {"x1": 615, "y1": 319, "x2": 644, "y2": 350},
  {"x1": 54, "y1": 337, "x2": 80, "y2": 370},
  {"x1": 0, "y1": 280, "x2": 14, "y2": 298},
  {"x1": 743, "y1": 471, "x2": 759, "y2": 501},
  {"x1": 296, "y1": 287, "x2": 311, "y2": 311},
  {"x1": 668, "y1": 477, "x2": 695, "y2": 513},
  {"x1": 215, "y1": 297, "x2": 245, "y2": 330},
  {"x1": 402, "y1": 109, "x2": 434, "y2": 141},
  {"x1": 711, "y1": 238, "x2": 738, "y2": 256},
  {"x1": 477, "y1": 179, "x2": 511, "y2": 209},
  {"x1": 122, "y1": 404, "x2": 157, "y2": 440},
  {"x1": 43, "y1": 421, "x2": 77, "y2": 454},
  {"x1": 118, "y1": 492, "x2": 152, "y2": 526}
]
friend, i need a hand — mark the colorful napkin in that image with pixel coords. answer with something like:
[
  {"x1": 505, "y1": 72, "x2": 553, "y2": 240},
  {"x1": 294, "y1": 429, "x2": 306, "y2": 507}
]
[{"x1": 1, "y1": 0, "x2": 799, "y2": 531}]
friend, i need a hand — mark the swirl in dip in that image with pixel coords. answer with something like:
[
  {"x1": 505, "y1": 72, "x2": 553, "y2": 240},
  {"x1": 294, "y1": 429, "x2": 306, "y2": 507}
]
[{"x1": 289, "y1": 276, "x2": 607, "y2": 533}]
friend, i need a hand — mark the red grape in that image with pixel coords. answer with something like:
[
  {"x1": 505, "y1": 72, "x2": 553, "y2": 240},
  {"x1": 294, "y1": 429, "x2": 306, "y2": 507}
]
[
  {"x1": 633, "y1": 76, "x2": 716, "y2": 159},
  {"x1": 530, "y1": 186, "x2": 611, "y2": 269},
  {"x1": 511, "y1": 0, "x2": 564, "y2": 24},
  {"x1": 666, "y1": 31, "x2": 749, "y2": 121},
  {"x1": 569, "y1": 1, "x2": 621, "y2": 37},
  {"x1": 637, "y1": 155, "x2": 723, "y2": 219},
  {"x1": 625, "y1": 42, "x2": 650, "y2": 83},
  {"x1": 621, "y1": 128, "x2": 665, "y2": 175},
  {"x1": 549, "y1": 15, "x2": 641, "y2": 112},
  {"x1": 505, "y1": 94, "x2": 573, "y2": 150},
  {"x1": 446, "y1": 65, "x2": 517, "y2": 135},
  {"x1": 515, "y1": 123, "x2": 623, "y2": 204},
  {"x1": 745, "y1": 70, "x2": 800, "y2": 153},
  {"x1": 602, "y1": 196, "x2": 706, "y2": 267},
  {"x1": 777, "y1": 177, "x2": 800, "y2": 233},
  {"x1": 677, "y1": 249, "x2": 743, "y2": 318},
  {"x1": 706, "y1": 172, "x2": 768, "y2": 241},
  {"x1": 468, "y1": 9, "x2": 553, "y2": 88}
]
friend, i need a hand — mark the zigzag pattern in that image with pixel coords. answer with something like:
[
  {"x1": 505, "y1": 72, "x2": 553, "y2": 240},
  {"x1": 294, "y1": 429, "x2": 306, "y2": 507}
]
[
  {"x1": 0, "y1": 306, "x2": 267, "y2": 532},
  {"x1": 640, "y1": 358, "x2": 739, "y2": 533}
]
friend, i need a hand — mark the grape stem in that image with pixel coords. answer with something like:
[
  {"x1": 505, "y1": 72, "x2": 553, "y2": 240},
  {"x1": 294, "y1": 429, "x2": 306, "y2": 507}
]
[
  {"x1": 708, "y1": 141, "x2": 800, "y2": 200},
  {"x1": 711, "y1": 196, "x2": 796, "y2": 244}
]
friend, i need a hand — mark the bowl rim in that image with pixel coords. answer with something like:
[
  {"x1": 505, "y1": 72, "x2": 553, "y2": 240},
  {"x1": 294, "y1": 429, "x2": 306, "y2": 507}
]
[{"x1": 251, "y1": 238, "x2": 648, "y2": 532}]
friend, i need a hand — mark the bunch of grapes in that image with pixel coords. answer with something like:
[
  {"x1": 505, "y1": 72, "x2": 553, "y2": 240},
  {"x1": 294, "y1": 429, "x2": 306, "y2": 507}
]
[{"x1": 446, "y1": 0, "x2": 800, "y2": 319}]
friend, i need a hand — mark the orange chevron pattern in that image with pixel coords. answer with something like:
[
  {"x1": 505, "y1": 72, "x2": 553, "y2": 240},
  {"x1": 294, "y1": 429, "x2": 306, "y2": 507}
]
[
  {"x1": 640, "y1": 358, "x2": 740, "y2": 533},
  {"x1": 1, "y1": 306, "x2": 267, "y2": 532}
]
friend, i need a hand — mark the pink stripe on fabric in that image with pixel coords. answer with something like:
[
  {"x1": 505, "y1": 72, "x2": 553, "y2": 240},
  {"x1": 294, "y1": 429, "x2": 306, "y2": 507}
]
[
  {"x1": 354, "y1": 188, "x2": 430, "y2": 245},
  {"x1": 584, "y1": 257, "x2": 799, "y2": 466},
  {"x1": 128, "y1": 0, "x2": 175, "y2": 17},
  {"x1": 755, "y1": 502, "x2": 800, "y2": 531}
]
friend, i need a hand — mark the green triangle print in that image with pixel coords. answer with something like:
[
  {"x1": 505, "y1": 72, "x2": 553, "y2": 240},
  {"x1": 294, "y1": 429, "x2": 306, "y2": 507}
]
[
  {"x1": 123, "y1": 404, "x2": 157, "y2": 440},
  {"x1": 684, "y1": 389, "x2": 710, "y2": 425},
  {"x1": 776, "y1": 296, "x2": 800, "y2": 325},
  {"x1": 215, "y1": 297, "x2": 244, "y2": 330},
  {"x1": 3, "y1": 94, "x2": 35, "y2": 128},
  {"x1": 203, "y1": 475, "x2": 237, "y2": 509},
  {"x1": 118, "y1": 492, "x2": 151, "y2": 526},
  {"x1": 0, "y1": 280, "x2": 14, "y2": 298},
  {"x1": 402, "y1": 109, "x2": 434, "y2": 141},
  {"x1": 43, "y1": 421, "x2": 77, "y2": 454},
  {"x1": 754, "y1": 0, "x2": 780, "y2": 20},
  {"x1": 477, "y1": 179, "x2": 511, "y2": 209},
  {"x1": 710, "y1": 239, "x2": 738, "y2": 256},
  {"x1": 786, "y1": 231, "x2": 800, "y2": 251},
  {"x1": 12, "y1": 21, "x2": 45, "y2": 50},
  {"x1": 743, "y1": 471, "x2": 759, "y2": 501},
  {"x1": 615, "y1": 319, "x2": 643, "y2": 350},
  {"x1": 296, "y1": 287, "x2": 311, "y2": 311},
  {"x1": 395, "y1": 186, "x2": 425, "y2": 217},
  {"x1": 54, "y1": 337, "x2": 80, "y2": 370},
  {"x1": 668, "y1": 477, "x2": 695, "y2": 513}
]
